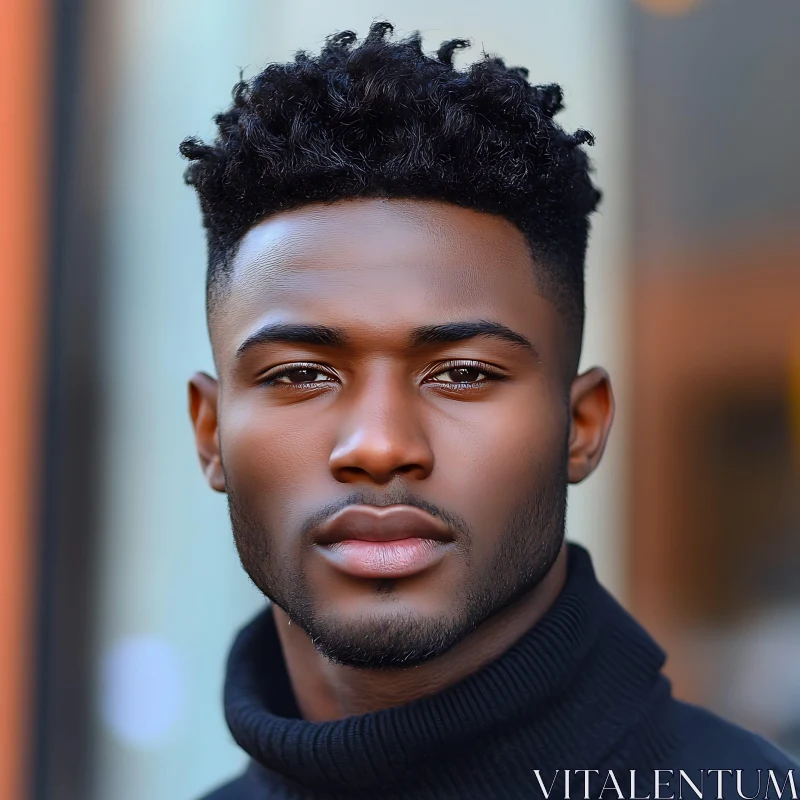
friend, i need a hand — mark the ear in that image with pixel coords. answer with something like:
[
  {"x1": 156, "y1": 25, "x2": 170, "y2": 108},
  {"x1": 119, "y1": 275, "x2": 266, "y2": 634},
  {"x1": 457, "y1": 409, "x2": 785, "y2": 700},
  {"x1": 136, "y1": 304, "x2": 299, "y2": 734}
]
[
  {"x1": 567, "y1": 367, "x2": 615, "y2": 484},
  {"x1": 188, "y1": 371, "x2": 226, "y2": 493}
]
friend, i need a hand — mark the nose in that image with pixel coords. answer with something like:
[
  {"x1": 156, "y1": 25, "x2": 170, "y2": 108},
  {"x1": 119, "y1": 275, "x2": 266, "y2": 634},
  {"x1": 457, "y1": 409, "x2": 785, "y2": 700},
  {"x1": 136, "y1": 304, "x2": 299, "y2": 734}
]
[{"x1": 329, "y1": 373, "x2": 434, "y2": 485}]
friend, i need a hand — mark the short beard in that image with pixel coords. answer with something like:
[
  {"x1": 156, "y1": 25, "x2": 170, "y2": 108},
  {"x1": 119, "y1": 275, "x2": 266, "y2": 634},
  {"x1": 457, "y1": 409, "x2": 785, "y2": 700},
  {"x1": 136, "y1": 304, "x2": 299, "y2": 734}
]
[{"x1": 227, "y1": 453, "x2": 568, "y2": 670}]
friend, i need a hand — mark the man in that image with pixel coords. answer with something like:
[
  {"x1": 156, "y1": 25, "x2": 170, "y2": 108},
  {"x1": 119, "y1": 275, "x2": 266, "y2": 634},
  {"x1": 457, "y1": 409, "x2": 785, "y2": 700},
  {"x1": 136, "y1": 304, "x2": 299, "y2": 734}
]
[{"x1": 181, "y1": 22, "x2": 798, "y2": 800}]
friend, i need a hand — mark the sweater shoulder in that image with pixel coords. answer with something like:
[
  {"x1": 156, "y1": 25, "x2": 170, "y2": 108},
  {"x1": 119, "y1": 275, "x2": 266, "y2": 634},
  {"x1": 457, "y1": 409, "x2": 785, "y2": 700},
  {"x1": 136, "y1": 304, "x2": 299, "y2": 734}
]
[{"x1": 667, "y1": 698, "x2": 799, "y2": 769}]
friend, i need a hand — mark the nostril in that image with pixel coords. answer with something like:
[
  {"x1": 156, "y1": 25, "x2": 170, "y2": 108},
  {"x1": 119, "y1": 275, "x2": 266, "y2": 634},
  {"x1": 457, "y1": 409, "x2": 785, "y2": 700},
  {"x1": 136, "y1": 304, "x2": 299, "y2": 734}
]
[
  {"x1": 330, "y1": 459, "x2": 432, "y2": 486},
  {"x1": 397, "y1": 464, "x2": 421, "y2": 475}
]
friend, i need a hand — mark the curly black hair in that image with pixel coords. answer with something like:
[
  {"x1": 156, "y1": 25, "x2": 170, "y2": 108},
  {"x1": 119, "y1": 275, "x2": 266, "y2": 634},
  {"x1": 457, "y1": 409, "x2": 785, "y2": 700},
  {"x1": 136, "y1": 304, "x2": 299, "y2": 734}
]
[{"x1": 180, "y1": 21, "x2": 601, "y2": 336}]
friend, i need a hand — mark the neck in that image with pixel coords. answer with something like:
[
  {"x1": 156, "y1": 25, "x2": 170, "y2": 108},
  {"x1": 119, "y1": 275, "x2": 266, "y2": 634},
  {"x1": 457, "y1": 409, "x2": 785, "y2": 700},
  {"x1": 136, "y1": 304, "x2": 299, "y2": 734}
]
[{"x1": 273, "y1": 541, "x2": 568, "y2": 721}]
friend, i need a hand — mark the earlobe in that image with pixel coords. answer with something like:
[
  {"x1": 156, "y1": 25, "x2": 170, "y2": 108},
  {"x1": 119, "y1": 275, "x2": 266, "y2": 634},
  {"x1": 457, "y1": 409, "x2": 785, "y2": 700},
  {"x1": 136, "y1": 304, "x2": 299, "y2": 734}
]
[
  {"x1": 188, "y1": 371, "x2": 226, "y2": 493},
  {"x1": 567, "y1": 367, "x2": 615, "y2": 484}
]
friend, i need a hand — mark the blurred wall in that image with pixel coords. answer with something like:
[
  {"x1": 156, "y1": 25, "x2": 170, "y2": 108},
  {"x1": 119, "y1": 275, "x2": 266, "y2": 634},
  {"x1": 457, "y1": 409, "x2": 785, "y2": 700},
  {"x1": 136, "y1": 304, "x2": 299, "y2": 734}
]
[
  {"x1": 84, "y1": 4, "x2": 271, "y2": 799},
  {"x1": 626, "y1": 0, "x2": 800, "y2": 757},
  {"x1": 79, "y1": 3, "x2": 631, "y2": 799}
]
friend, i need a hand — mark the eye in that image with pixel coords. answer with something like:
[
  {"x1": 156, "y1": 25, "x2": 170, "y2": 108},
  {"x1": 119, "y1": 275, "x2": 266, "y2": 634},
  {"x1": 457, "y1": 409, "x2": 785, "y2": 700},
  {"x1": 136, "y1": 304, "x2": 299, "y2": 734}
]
[
  {"x1": 263, "y1": 365, "x2": 336, "y2": 386},
  {"x1": 428, "y1": 364, "x2": 495, "y2": 384}
]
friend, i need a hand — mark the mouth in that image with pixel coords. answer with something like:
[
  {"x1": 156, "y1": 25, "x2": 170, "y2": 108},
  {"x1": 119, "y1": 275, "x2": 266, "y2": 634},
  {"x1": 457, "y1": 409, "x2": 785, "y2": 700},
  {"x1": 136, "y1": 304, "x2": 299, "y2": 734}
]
[{"x1": 313, "y1": 504, "x2": 454, "y2": 580}]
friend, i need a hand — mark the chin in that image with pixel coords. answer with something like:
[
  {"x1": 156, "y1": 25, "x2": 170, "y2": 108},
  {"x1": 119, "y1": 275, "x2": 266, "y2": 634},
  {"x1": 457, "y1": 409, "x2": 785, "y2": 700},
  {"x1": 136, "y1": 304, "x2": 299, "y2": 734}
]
[{"x1": 297, "y1": 601, "x2": 473, "y2": 670}]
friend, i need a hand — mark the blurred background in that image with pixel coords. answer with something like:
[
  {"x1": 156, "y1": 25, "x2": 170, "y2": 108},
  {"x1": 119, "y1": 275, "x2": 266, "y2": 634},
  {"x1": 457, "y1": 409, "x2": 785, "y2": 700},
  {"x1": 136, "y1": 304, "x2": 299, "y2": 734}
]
[{"x1": 2, "y1": 0, "x2": 799, "y2": 797}]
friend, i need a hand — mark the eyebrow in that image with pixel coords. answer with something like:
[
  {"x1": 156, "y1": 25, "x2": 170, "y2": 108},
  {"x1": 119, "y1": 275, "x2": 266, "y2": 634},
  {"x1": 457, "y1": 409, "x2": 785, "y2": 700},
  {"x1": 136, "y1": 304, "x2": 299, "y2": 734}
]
[
  {"x1": 409, "y1": 321, "x2": 536, "y2": 355},
  {"x1": 236, "y1": 324, "x2": 347, "y2": 358},
  {"x1": 236, "y1": 319, "x2": 536, "y2": 359}
]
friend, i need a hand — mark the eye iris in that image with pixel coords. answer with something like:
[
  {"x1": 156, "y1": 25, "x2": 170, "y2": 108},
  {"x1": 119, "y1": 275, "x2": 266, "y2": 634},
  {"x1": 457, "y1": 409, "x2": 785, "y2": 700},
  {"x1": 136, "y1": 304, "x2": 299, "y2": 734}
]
[
  {"x1": 450, "y1": 367, "x2": 482, "y2": 382},
  {"x1": 288, "y1": 368, "x2": 320, "y2": 383}
]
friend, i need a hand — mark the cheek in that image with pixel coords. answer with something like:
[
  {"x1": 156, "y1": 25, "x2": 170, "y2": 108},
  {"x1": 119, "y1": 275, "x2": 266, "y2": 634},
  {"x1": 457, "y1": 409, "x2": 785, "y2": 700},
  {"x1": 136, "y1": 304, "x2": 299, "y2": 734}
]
[
  {"x1": 431, "y1": 386, "x2": 567, "y2": 531},
  {"x1": 219, "y1": 395, "x2": 330, "y2": 504}
]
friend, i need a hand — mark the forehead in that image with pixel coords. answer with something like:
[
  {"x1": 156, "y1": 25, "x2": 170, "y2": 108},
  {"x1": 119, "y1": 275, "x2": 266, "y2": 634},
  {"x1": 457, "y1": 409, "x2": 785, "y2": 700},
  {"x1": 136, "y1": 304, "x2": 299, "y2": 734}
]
[{"x1": 212, "y1": 199, "x2": 553, "y2": 359}]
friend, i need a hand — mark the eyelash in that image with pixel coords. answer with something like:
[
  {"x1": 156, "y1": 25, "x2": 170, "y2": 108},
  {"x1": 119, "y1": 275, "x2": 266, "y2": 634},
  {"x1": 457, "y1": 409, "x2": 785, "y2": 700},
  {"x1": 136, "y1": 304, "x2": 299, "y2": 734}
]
[{"x1": 259, "y1": 360, "x2": 505, "y2": 389}]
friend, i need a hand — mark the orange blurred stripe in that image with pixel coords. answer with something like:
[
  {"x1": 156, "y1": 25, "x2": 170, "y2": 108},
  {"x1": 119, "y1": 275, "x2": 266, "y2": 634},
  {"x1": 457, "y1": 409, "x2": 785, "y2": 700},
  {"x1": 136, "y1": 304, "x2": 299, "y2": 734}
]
[
  {"x1": 0, "y1": 0, "x2": 49, "y2": 797},
  {"x1": 791, "y1": 332, "x2": 800, "y2": 467}
]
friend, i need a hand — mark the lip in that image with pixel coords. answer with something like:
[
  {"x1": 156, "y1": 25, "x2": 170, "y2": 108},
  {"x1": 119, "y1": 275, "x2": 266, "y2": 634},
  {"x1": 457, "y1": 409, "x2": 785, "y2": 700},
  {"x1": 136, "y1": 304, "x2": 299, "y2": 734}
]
[
  {"x1": 314, "y1": 504, "x2": 452, "y2": 545},
  {"x1": 314, "y1": 505, "x2": 453, "y2": 579}
]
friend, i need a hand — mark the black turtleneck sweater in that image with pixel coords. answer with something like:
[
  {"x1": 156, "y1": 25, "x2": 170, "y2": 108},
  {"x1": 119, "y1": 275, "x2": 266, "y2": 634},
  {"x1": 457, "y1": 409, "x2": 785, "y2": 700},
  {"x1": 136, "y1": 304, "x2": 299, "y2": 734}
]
[{"x1": 200, "y1": 543, "x2": 798, "y2": 799}]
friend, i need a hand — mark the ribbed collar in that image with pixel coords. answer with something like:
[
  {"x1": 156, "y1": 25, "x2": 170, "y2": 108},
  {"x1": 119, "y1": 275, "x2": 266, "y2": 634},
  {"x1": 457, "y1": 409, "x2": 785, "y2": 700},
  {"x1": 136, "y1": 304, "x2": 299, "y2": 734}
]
[{"x1": 223, "y1": 543, "x2": 672, "y2": 795}]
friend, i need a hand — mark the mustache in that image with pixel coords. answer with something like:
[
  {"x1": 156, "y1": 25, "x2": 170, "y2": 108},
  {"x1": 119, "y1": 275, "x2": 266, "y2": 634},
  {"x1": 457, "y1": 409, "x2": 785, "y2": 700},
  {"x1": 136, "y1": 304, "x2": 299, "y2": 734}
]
[{"x1": 298, "y1": 486, "x2": 472, "y2": 541}]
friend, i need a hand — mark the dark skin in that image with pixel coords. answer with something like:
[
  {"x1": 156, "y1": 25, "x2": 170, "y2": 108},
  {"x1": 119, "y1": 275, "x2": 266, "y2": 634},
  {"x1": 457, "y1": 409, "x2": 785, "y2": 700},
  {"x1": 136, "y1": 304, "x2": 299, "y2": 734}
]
[{"x1": 190, "y1": 198, "x2": 614, "y2": 722}]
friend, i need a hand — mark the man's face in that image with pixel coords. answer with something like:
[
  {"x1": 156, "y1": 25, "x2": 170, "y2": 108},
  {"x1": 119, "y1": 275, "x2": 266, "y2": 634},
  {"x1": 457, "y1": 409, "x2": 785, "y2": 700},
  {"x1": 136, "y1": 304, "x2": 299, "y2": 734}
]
[{"x1": 191, "y1": 199, "x2": 612, "y2": 668}]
